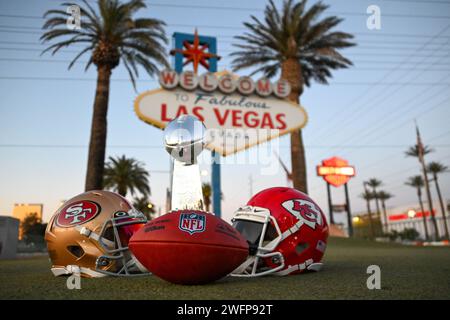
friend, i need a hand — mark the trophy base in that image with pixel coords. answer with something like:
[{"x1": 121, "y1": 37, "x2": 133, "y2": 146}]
[{"x1": 171, "y1": 160, "x2": 205, "y2": 211}]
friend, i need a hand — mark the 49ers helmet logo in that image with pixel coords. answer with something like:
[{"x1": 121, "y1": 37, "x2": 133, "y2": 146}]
[
  {"x1": 281, "y1": 199, "x2": 323, "y2": 229},
  {"x1": 56, "y1": 200, "x2": 101, "y2": 227}
]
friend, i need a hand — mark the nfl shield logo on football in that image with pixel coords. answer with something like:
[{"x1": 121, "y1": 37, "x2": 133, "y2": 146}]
[{"x1": 179, "y1": 213, "x2": 206, "y2": 235}]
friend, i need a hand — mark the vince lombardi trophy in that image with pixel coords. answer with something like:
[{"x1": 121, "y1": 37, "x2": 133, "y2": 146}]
[{"x1": 164, "y1": 115, "x2": 206, "y2": 211}]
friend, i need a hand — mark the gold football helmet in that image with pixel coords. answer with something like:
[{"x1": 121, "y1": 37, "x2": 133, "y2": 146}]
[{"x1": 45, "y1": 190, "x2": 148, "y2": 277}]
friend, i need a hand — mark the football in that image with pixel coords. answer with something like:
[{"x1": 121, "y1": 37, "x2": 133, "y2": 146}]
[{"x1": 129, "y1": 210, "x2": 249, "y2": 285}]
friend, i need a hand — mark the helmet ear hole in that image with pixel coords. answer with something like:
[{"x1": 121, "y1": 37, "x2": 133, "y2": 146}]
[
  {"x1": 67, "y1": 245, "x2": 84, "y2": 258},
  {"x1": 295, "y1": 242, "x2": 309, "y2": 255}
]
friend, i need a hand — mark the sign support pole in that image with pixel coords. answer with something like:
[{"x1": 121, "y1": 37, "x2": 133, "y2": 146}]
[
  {"x1": 344, "y1": 182, "x2": 353, "y2": 237},
  {"x1": 212, "y1": 151, "x2": 221, "y2": 217},
  {"x1": 326, "y1": 182, "x2": 334, "y2": 224}
]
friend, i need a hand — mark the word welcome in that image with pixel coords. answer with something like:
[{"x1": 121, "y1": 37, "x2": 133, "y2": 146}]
[{"x1": 159, "y1": 69, "x2": 291, "y2": 98}]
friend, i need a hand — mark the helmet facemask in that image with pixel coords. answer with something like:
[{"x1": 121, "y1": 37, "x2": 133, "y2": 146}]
[
  {"x1": 92, "y1": 208, "x2": 148, "y2": 276},
  {"x1": 231, "y1": 206, "x2": 285, "y2": 277}
]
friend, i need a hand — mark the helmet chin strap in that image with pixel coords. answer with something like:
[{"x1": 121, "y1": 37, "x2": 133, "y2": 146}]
[
  {"x1": 75, "y1": 225, "x2": 115, "y2": 248},
  {"x1": 231, "y1": 251, "x2": 285, "y2": 277},
  {"x1": 273, "y1": 258, "x2": 319, "y2": 276},
  {"x1": 51, "y1": 265, "x2": 107, "y2": 278},
  {"x1": 307, "y1": 263, "x2": 324, "y2": 272}
]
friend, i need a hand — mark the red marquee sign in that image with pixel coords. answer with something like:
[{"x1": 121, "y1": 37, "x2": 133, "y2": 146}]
[
  {"x1": 317, "y1": 157, "x2": 355, "y2": 187},
  {"x1": 388, "y1": 210, "x2": 435, "y2": 221}
]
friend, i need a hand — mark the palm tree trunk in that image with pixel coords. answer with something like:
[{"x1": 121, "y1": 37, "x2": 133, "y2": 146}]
[
  {"x1": 281, "y1": 58, "x2": 307, "y2": 193},
  {"x1": 85, "y1": 65, "x2": 112, "y2": 191},
  {"x1": 381, "y1": 200, "x2": 388, "y2": 233},
  {"x1": 421, "y1": 163, "x2": 439, "y2": 240},
  {"x1": 433, "y1": 174, "x2": 449, "y2": 240},
  {"x1": 290, "y1": 131, "x2": 307, "y2": 192},
  {"x1": 418, "y1": 189, "x2": 429, "y2": 241},
  {"x1": 374, "y1": 190, "x2": 381, "y2": 217},
  {"x1": 366, "y1": 198, "x2": 375, "y2": 239}
]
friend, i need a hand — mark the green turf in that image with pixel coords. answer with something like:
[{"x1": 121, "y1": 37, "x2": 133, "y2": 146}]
[{"x1": 1, "y1": 237, "x2": 449, "y2": 299}]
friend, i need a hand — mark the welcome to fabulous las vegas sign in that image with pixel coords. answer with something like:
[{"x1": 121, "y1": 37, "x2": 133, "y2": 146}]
[{"x1": 134, "y1": 30, "x2": 307, "y2": 156}]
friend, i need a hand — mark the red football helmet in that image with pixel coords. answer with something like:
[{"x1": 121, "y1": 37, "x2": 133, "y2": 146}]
[{"x1": 231, "y1": 187, "x2": 329, "y2": 277}]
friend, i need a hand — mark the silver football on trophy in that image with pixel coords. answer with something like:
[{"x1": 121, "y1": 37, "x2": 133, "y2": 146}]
[{"x1": 164, "y1": 115, "x2": 206, "y2": 164}]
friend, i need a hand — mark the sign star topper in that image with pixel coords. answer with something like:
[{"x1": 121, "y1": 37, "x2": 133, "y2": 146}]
[{"x1": 170, "y1": 29, "x2": 221, "y2": 74}]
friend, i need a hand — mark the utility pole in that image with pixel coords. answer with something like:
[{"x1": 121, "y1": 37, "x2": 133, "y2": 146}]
[{"x1": 416, "y1": 123, "x2": 439, "y2": 240}]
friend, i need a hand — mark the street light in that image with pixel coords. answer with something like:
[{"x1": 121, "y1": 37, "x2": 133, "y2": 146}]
[
  {"x1": 407, "y1": 209, "x2": 417, "y2": 232},
  {"x1": 352, "y1": 216, "x2": 361, "y2": 223}
]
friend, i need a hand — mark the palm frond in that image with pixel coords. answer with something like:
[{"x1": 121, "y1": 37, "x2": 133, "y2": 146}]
[
  {"x1": 103, "y1": 155, "x2": 150, "y2": 197},
  {"x1": 42, "y1": 0, "x2": 168, "y2": 86},
  {"x1": 68, "y1": 45, "x2": 95, "y2": 69},
  {"x1": 405, "y1": 175, "x2": 424, "y2": 188},
  {"x1": 405, "y1": 144, "x2": 434, "y2": 157},
  {"x1": 427, "y1": 161, "x2": 448, "y2": 174},
  {"x1": 231, "y1": 0, "x2": 355, "y2": 86}
]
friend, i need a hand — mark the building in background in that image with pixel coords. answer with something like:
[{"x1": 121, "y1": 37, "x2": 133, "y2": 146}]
[
  {"x1": 351, "y1": 200, "x2": 449, "y2": 240},
  {"x1": 384, "y1": 201, "x2": 448, "y2": 240},
  {"x1": 12, "y1": 203, "x2": 43, "y2": 239}
]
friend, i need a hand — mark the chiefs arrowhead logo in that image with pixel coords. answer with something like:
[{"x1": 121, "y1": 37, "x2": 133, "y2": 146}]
[
  {"x1": 281, "y1": 199, "x2": 323, "y2": 229},
  {"x1": 56, "y1": 200, "x2": 100, "y2": 227}
]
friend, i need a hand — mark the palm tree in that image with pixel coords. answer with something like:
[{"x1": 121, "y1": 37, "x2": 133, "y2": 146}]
[
  {"x1": 377, "y1": 191, "x2": 393, "y2": 233},
  {"x1": 41, "y1": 0, "x2": 168, "y2": 191},
  {"x1": 202, "y1": 183, "x2": 212, "y2": 212},
  {"x1": 230, "y1": 0, "x2": 354, "y2": 192},
  {"x1": 427, "y1": 161, "x2": 449, "y2": 239},
  {"x1": 103, "y1": 155, "x2": 150, "y2": 197},
  {"x1": 405, "y1": 144, "x2": 433, "y2": 158},
  {"x1": 405, "y1": 175, "x2": 429, "y2": 240},
  {"x1": 360, "y1": 190, "x2": 375, "y2": 239},
  {"x1": 366, "y1": 178, "x2": 382, "y2": 217},
  {"x1": 405, "y1": 144, "x2": 439, "y2": 239},
  {"x1": 133, "y1": 196, "x2": 156, "y2": 221}
]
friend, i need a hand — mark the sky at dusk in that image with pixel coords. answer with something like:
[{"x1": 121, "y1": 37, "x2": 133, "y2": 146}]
[{"x1": 0, "y1": 0, "x2": 449, "y2": 225}]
